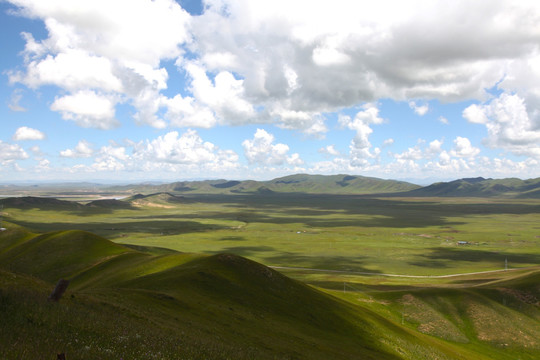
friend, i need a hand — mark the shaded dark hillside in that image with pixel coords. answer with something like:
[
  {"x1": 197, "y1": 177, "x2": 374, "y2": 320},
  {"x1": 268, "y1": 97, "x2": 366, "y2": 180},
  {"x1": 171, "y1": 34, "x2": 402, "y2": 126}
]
[
  {"x1": 0, "y1": 196, "x2": 84, "y2": 210},
  {"x1": 85, "y1": 198, "x2": 134, "y2": 209}
]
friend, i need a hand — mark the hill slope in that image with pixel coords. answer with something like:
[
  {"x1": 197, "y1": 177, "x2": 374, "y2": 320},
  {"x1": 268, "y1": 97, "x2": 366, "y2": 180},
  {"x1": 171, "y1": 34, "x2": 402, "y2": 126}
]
[
  {"x1": 404, "y1": 177, "x2": 540, "y2": 198},
  {"x1": 0, "y1": 196, "x2": 84, "y2": 210},
  {"x1": 113, "y1": 173, "x2": 420, "y2": 195},
  {"x1": 0, "y1": 226, "x2": 496, "y2": 360}
]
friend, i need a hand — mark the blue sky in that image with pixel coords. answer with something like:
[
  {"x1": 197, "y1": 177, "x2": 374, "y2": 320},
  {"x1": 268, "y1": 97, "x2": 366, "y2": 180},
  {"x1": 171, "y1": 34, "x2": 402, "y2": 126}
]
[{"x1": 1, "y1": 0, "x2": 539, "y2": 184}]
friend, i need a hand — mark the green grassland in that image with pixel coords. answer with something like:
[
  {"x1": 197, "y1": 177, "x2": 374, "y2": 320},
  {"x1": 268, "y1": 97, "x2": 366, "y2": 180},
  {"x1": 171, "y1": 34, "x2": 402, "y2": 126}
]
[
  {"x1": 3, "y1": 194, "x2": 539, "y2": 276},
  {"x1": 1, "y1": 193, "x2": 539, "y2": 359}
]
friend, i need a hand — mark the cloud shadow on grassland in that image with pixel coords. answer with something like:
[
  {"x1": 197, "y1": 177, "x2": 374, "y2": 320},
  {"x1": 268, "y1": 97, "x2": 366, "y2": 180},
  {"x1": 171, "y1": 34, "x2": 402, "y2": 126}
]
[
  {"x1": 208, "y1": 245, "x2": 276, "y2": 257},
  {"x1": 411, "y1": 247, "x2": 540, "y2": 267},
  {"x1": 176, "y1": 193, "x2": 540, "y2": 228},
  {"x1": 264, "y1": 252, "x2": 380, "y2": 274},
  {"x1": 6, "y1": 219, "x2": 229, "y2": 238}
]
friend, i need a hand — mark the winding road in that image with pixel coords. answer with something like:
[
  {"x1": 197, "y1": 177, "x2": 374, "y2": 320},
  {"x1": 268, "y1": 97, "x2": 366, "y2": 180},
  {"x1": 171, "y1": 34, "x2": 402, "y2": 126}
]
[{"x1": 269, "y1": 265, "x2": 528, "y2": 278}]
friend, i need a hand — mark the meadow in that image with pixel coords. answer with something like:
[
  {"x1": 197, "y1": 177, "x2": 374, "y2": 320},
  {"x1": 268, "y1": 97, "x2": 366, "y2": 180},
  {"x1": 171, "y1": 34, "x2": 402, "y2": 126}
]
[
  {"x1": 1, "y1": 192, "x2": 540, "y2": 359},
  {"x1": 5, "y1": 193, "x2": 540, "y2": 278}
]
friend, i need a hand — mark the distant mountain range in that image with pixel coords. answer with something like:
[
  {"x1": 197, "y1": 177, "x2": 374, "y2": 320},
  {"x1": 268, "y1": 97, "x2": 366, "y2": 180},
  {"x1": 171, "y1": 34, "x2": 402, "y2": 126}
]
[
  {"x1": 110, "y1": 174, "x2": 420, "y2": 195},
  {"x1": 111, "y1": 174, "x2": 540, "y2": 198},
  {"x1": 1, "y1": 174, "x2": 539, "y2": 199}
]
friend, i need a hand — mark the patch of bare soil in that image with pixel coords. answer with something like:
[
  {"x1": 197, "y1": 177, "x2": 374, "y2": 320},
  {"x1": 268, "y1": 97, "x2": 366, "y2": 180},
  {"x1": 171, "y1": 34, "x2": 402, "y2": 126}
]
[
  {"x1": 132, "y1": 200, "x2": 174, "y2": 209},
  {"x1": 465, "y1": 299, "x2": 540, "y2": 348},
  {"x1": 399, "y1": 294, "x2": 468, "y2": 343},
  {"x1": 497, "y1": 288, "x2": 539, "y2": 306}
]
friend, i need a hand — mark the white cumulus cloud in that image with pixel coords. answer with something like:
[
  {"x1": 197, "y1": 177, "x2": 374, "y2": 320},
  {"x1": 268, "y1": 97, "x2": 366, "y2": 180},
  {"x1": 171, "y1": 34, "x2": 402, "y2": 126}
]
[
  {"x1": 60, "y1": 140, "x2": 94, "y2": 158},
  {"x1": 318, "y1": 145, "x2": 340, "y2": 156},
  {"x1": 50, "y1": 90, "x2": 118, "y2": 129},
  {"x1": 242, "y1": 129, "x2": 302, "y2": 166},
  {"x1": 0, "y1": 141, "x2": 29, "y2": 164},
  {"x1": 450, "y1": 136, "x2": 481, "y2": 158},
  {"x1": 339, "y1": 103, "x2": 384, "y2": 166},
  {"x1": 8, "y1": 0, "x2": 191, "y2": 129},
  {"x1": 13, "y1": 126, "x2": 45, "y2": 141},
  {"x1": 463, "y1": 93, "x2": 540, "y2": 157},
  {"x1": 185, "y1": 62, "x2": 256, "y2": 125},
  {"x1": 408, "y1": 101, "x2": 429, "y2": 116},
  {"x1": 135, "y1": 130, "x2": 240, "y2": 172}
]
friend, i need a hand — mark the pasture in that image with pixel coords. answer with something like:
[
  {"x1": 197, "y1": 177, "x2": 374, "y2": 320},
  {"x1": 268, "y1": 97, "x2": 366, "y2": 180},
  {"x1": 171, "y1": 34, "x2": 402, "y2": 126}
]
[
  {"x1": 2, "y1": 193, "x2": 540, "y2": 359},
  {"x1": 4, "y1": 193, "x2": 540, "y2": 279}
]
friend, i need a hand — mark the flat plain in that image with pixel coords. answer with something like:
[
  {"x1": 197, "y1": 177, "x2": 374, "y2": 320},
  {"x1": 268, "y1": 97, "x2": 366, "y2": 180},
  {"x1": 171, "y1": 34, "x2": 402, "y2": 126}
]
[{"x1": 5, "y1": 193, "x2": 540, "y2": 276}]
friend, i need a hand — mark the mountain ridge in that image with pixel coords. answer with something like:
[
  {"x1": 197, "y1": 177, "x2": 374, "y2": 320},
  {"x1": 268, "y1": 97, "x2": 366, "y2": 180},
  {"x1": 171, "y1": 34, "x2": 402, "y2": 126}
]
[
  {"x1": 110, "y1": 173, "x2": 540, "y2": 198},
  {"x1": 2, "y1": 174, "x2": 540, "y2": 198}
]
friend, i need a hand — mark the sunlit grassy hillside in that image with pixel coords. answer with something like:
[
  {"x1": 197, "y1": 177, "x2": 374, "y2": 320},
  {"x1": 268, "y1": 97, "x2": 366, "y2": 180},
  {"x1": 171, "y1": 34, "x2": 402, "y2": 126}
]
[{"x1": 3, "y1": 225, "x2": 533, "y2": 359}]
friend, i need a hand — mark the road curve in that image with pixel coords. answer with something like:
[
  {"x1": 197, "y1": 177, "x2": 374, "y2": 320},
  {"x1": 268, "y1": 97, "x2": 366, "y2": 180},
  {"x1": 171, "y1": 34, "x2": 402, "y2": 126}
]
[{"x1": 268, "y1": 265, "x2": 528, "y2": 278}]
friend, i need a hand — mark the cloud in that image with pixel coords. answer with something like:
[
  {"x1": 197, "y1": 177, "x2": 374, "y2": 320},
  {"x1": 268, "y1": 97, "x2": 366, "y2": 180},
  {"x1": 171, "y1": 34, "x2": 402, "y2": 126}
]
[
  {"x1": 408, "y1": 101, "x2": 429, "y2": 116},
  {"x1": 13, "y1": 126, "x2": 45, "y2": 141},
  {"x1": 9, "y1": 0, "x2": 191, "y2": 65},
  {"x1": 92, "y1": 144, "x2": 128, "y2": 171},
  {"x1": 193, "y1": 0, "x2": 540, "y2": 112},
  {"x1": 394, "y1": 145, "x2": 424, "y2": 161},
  {"x1": 135, "y1": 130, "x2": 240, "y2": 172},
  {"x1": 271, "y1": 108, "x2": 327, "y2": 137},
  {"x1": 184, "y1": 62, "x2": 256, "y2": 125},
  {"x1": 60, "y1": 140, "x2": 94, "y2": 158},
  {"x1": 12, "y1": 48, "x2": 122, "y2": 92},
  {"x1": 29, "y1": 145, "x2": 42, "y2": 156},
  {"x1": 140, "y1": 130, "x2": 218, "y2": 164},
  {"x1": 339, "y1": 103, "x2": 384, "y2": 166},
  {"x1": 463, "y1": 93, "x2": 540, "y2": 157},
  {"x1": 427, "y1": 139, "x2": 443, "y2": 155},
  {"x1": 242, "y1": 129, "x2": 302, "y2": 166},
  {"x1": 382, "y1": 138, "x2": 395, "y2": 147},
  {"x1": 56, "y1": 130, "x2": 240, "y2": 176},
  {"x1": 0, "y1": 141, "x2": 29, "y2": 164},
  {"x1": 438, "y1": 116, "x2": 449, "y2": 125},
  {"x1": 450, "y1": 136, "x2": 481, "y2": 158},
  {"x1": 318, "y1": 145, "x2": 340, "y2": 156},
  {"x1": 36, "y1": 159, "x2": 51, "y2": 171},
  {"x1": 50, "y1": 90, "x2": 119, "y2": 129},
  {"x1": 8, "y1": 0, "x2": 191, "y2": 128},
  {"x1": 163, "y1": 94, "x2": 217, "y2": 129},
  {"x1": 8, "y1": 89, "x2": 27, "y2": 112},
  {"x1": 8, "y1": 0, "x2": 540, "y2": 141}
]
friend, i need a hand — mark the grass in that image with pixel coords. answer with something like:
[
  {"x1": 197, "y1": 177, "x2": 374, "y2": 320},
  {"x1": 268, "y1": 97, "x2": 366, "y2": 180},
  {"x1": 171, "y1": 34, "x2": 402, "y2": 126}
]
[
  {"x1": 0, "y1": 229, "x2": 447, "y2": 359},
  {"x1": 1, "y1": 193, "x2": 539, "y2": 359},
  {"x1": 4, "y1": 194, "x2": 539, "y2": 276}
]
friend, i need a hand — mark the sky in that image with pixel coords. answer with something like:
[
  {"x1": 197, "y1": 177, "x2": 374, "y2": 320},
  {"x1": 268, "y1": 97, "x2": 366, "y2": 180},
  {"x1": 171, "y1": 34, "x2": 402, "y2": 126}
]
[{"x1": 1, "y1": 0, "x2": 540, "y2": 184}]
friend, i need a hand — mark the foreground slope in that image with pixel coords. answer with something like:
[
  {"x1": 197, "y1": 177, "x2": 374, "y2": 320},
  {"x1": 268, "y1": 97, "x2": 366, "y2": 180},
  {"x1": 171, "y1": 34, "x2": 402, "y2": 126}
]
[
  {"x1": 342, "y1": 268, "x2": 540, "y2": 360},
  {"x1": 0, "y1": 225, "x2": 496, "y2": 360}
]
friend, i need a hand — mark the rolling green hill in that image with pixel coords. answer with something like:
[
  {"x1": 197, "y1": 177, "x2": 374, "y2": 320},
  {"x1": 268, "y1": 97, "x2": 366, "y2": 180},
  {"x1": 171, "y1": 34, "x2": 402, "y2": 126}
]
[
  {"x1": 0, "y1": 196, "x2": 84, "y2": 210},
  {"x1": 2, "y1": 225, "x2": 528, "y2": 359},
  {"x1": 112, "y1": 173, "x2": 420, "y2": 195},
  {"x1": 3, "y1": 174, "x2": 539, "y2": 198},
  {"x1": 361, "y1": 268, "x2": 540, "y2": 360},
  {"x1": 404, "y1": 177, "x2": 540, "y2": 198},
  {"x1": 125, "y1": 192, "x2": 185, "y2": 206},
  {"x1": 108, "y1": 174, "x2": 540, "y2": 198}
]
